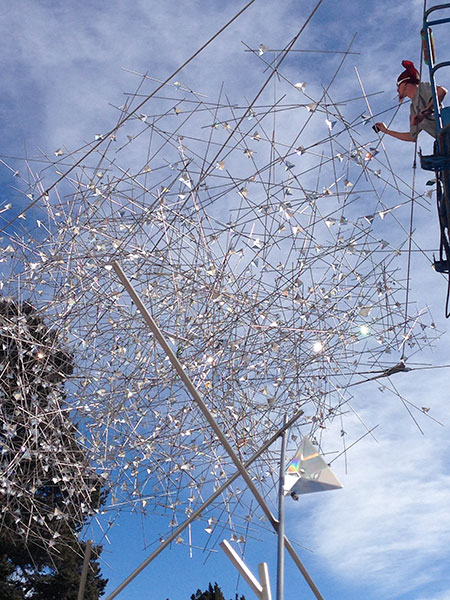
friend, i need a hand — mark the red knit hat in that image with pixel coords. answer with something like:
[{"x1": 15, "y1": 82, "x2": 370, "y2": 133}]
[{"x1": 397, "y1": 60, "x2": 420, "y2": 86}]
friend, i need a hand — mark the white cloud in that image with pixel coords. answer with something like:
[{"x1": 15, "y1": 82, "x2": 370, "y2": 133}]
[
  {"x1": 291, "y1": 376, "x2": 450, "y2": 599},
  {"x1": 416, "y1": 591, "x2": 450, "y2": 600}
]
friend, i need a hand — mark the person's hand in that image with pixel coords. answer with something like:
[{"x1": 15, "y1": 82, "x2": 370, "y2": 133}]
[
  {"x1": 411, "y1": 113, "x2": 424, "y2": 126},
  {"x1": 375, "y1": 122, "x2": 388, "y2": 133}
]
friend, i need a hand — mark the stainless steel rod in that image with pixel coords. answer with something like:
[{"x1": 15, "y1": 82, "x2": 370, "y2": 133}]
[{"x1": 276, "y1": 416, "x2": 288, "y2": 600}]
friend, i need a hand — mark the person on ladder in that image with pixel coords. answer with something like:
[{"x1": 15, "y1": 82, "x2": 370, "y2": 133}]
[{"x1": 375, "y1": 60, "x2": 447, "y2": 142}]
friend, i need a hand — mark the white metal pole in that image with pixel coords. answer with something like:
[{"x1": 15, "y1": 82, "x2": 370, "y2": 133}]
[
  {"x1": 276, "y1": 416, "x2": 288, "y2": 600},
  {"x1": 258, "y1": 562, "x2": 273, "y2": 600},
  {"x1": 220, "y1": 540, "x2": 264, "y2": 598}
]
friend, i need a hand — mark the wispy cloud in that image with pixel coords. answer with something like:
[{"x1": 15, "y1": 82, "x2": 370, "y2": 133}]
[{"x1": 292, "y1": 369, "x2": 450, "y2": 599}]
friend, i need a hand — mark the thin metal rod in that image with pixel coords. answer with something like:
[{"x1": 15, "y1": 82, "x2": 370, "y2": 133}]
[
  {"x1": 276, "y1": 416, "x2": 288, "y2": 600},
  {"x1": 353, "y1": 66, "x2": 401, "y2": 195},
  {"x1": 77, "y1": 539, "x2": 92, "y2": 600},
  {"x1": 244, "y1": 48, "x2": 359, "y2": 55},
  {"x1": 112, "y1": 261, "x2": 325, "y2": 600},
  {"x1": 105, "y1": 405, "x2": 305, "y2": 600}
]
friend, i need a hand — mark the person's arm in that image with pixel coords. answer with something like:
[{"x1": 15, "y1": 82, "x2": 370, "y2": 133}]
[
  {"x1": 421, "y1": 86, "x2": 447, "y2": 114},
  {"x1": 375, "y1": 122, "x2": 415, "y2": 142},
  {"x1": 437, "y1": 85, "x2": 447, "y2": 104}
]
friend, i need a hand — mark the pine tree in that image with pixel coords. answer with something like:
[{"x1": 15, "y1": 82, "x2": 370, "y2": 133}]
[
  {"x1": 0, "y1": 299, "x2": 108, "y2": 598},
  {"x1": 190, "y1": 581, "x2": 245, "y2": 600}
]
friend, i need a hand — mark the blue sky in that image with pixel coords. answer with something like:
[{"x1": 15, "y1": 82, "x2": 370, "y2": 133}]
[{"x1": 3, "y1": 1, "x2": 450, "y2": 600}]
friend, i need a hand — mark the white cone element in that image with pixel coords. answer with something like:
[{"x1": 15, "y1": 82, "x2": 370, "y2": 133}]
[{"x1": 284, "y1": 436, "x2": 343, "y2": 497}]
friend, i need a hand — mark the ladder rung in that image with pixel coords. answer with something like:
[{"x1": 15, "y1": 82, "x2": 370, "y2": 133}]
[
  {"x1": 420, "y1": 154, "x2": 450, "y2": 171},
  {"x1": 425, "y1": 3, "x2": 450, "y2": 20},
  {"x1": 431, "y1": 60, "x2": 450, "y2": 75},
  {"x1": 428, "y1": 16, "x2": 450, "y2": 26}
]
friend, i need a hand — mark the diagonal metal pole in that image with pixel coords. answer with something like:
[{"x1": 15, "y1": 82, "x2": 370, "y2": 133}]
[
  {"x1": 105, "y1": 407, "x2": 305, "y2": 600},
  {"x1": 220, "y1": 539, "x2": 266, "y2": 599},
  {"x1": 112, "y1": 261, "x2": 325, "y2": 600}
]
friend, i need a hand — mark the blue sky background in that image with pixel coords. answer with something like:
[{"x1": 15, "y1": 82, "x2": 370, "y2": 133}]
[{"x1": 3, "y1": 1, "x2": 450, "y2": 599}]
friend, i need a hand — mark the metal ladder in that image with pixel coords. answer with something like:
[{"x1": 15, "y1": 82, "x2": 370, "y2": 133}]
[{"x1": 420, "y1": 4, "x2": 450, "y2": 280}]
